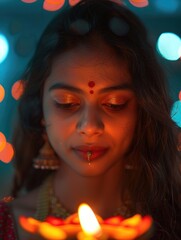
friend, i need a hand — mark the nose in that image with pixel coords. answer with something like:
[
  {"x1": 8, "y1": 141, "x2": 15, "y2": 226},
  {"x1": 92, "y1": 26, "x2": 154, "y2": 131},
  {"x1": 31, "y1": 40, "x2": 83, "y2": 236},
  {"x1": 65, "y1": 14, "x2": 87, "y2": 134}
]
[{"x1": 76, "y1": 106, "x2": 104, "y2": 137}]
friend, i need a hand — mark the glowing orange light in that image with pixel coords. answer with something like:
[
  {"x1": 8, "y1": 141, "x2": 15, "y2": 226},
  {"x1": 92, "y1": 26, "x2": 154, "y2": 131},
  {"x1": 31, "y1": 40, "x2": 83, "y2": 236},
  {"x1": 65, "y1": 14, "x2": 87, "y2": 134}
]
[
  {"x1": 0, "y1": 84, "x2": 5, "y2": 103},
  {"x1": 19, "y1": 216, "x2": 39, "y2": 233},
  {"x1": 121, "y1": 214, "x2": 141, "y2": 227},
  {"x1": 104, "y1": 216, "x2": 123, "y2": 225},
  {"x1": 20, "y1": 205, "x2": 153, "y2": 240},
  {"x1": 21, "y1": 0, "x2": 37, "y2": 3},
  {"x1": 129, "y1": 0, "x2": 149, "y2": 8},
  {"x1": 78, "y1": 203, "x2": 103, "y2": 239},
  {"x1": 0, "y1": 132, "x2": 6, "y2": 152},
  {"x1": 45, "y1": 0, "x2": 64, "y2": 3},
  {"x1": 0, "y1": 142, "x2": 14, "y2": 163},
  {"x1": 39, "y1": 222, "x2": 67, "y2": 240},
  {"x1": 68, "y1": 0, "x2": 81, "y2": 6},
  {"x1": 11, "y1": 80, "x2": 24, "y2": 100},
  {"x1": 43, "y1": 0, "x2": 65, "y2": 11},
  {"x1": 46, "y1": 216, "x2": 65, "y2": 226},
  {"x1": 179, "y1": 91, "x2": 181, "y2": 101}
]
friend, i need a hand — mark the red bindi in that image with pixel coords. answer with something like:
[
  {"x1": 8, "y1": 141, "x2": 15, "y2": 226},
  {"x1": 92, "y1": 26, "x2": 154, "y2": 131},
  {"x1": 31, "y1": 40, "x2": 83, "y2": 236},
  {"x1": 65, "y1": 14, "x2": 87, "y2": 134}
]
[
  {"x1": 88, "y1": 81, "x2": 95, "y2": 88},
  {"x1": 88, "y1": 81, "x2": 95, "y2": 94}
]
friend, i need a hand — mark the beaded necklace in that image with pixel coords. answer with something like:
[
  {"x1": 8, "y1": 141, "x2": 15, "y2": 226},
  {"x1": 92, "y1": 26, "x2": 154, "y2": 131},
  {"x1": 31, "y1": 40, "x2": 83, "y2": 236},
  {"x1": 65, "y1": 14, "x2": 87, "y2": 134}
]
[
  {"x1": 34, "y1": 175, "x2": 131, "y2": 221},
  {"x1": 35, "y1": 175, "x2": 70, "y2": 221}
]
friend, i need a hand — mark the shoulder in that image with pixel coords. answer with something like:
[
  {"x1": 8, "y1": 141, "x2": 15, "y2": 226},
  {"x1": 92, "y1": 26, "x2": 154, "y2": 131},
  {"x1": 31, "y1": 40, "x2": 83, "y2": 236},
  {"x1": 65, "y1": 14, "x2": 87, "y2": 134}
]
[
  {"x1": 0, "y1": 200, "x2": 17, "y2": 239},
  {"x1": 11, "y1": 188, "x2": 39, "y2": 215}
]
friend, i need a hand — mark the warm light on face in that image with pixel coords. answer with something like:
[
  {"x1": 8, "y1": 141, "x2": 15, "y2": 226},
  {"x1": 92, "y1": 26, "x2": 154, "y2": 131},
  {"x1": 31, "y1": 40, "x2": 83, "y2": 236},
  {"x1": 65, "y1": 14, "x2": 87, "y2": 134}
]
[{"x1": 78, "y1": 203, "x2": 102, "y2": 236}]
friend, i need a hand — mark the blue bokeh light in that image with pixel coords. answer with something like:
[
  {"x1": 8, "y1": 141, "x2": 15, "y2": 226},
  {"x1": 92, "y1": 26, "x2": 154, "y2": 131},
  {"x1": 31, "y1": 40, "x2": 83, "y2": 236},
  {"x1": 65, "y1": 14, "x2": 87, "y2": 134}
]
[
  {"x1": 0, "y1": 34, "x2": 9, "y2": 64},
  {"x1": 153, "y1": 0, "x2": 179, "y2": 13},
  {"x1": 171, "y1": 100, "x2": 181, "y2": 127},
  {"x1": 157, "y1": 32, "x2": 181, "y2": 61}
]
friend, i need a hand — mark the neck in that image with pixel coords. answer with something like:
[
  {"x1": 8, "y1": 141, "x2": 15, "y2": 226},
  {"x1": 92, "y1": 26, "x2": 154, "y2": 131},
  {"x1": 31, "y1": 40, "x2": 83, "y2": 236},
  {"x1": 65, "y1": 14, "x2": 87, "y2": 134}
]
[{"x1": 53, "y1": 165, "x2": 122, "y2": 218}]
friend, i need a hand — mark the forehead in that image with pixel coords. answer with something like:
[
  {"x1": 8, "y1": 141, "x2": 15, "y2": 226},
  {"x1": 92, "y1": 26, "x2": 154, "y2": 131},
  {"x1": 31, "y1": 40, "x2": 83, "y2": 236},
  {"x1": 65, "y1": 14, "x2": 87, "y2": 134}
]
[{"x1": 46, "y1": 43, "x2": 131, "y2": 88}]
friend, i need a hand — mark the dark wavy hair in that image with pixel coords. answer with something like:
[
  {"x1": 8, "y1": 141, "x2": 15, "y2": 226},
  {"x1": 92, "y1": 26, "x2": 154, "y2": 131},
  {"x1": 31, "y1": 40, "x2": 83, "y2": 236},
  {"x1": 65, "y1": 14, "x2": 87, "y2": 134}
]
[{"x1": 11, "y1": 0, "x2": 181, "y2": 239}]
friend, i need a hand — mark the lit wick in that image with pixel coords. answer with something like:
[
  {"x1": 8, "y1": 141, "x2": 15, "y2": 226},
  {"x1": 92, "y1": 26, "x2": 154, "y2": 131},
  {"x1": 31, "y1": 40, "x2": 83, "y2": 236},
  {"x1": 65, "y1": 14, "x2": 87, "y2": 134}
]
[{"x1": 87, "y1": 151, "x2": 92, "y2": 165}]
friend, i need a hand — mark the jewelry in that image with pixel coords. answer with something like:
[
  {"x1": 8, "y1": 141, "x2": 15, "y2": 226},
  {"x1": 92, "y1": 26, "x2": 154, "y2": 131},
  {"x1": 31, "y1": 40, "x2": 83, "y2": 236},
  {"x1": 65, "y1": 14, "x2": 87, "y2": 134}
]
[
  {"x1": 87, "y1": 151, "x2": 92, "y2": 165},
  {"x1": 88, "y1": 81, "x2": 95, "y2": 94},
  {"x1": 33, "y1": 141, "x2": 60, "y2": 170},
  {"x1": 35, "y1": 175, "x2": 132, "y2": 221},
  {"x1": 1, "y1": 196, "x2": 14, "y2": 203},
  {"x1": 35, "y1": 175, "x2": 71, "y2": 221}
]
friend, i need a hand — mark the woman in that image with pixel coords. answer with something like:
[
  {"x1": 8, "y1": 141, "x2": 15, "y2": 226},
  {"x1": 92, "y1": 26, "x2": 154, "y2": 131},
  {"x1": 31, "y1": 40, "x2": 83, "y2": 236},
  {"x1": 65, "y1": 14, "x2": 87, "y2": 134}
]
[{"x1": 1, "y1": 0, "x2": 180, "y2": 239}]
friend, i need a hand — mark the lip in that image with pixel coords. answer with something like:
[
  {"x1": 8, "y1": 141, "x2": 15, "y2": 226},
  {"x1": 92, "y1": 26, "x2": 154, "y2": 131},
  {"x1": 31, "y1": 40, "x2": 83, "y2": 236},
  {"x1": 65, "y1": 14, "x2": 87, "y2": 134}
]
[{"x1": 72, "y1": 145, "x2": 108, "y2": 161}]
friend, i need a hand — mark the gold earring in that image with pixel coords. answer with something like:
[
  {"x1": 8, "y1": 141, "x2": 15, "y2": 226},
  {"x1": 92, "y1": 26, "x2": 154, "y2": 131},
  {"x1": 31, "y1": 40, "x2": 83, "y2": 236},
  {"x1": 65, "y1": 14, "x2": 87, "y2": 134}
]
[{"x1": 33, "y1": 141, "x2": 60, "y2": 170}]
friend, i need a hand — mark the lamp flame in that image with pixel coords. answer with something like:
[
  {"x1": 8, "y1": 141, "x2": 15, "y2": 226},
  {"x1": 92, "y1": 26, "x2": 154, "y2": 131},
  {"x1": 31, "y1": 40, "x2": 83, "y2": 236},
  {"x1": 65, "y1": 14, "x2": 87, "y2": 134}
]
[{"x1": 78, "y1": 203, "x2": 102, "y2": 236}]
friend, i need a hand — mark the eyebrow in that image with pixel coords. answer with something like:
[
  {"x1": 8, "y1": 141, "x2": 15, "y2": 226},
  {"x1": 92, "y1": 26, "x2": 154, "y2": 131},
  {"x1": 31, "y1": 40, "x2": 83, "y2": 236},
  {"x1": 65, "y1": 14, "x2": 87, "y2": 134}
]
[{"x1": 48, "y1": 82, "x2": 133, "y2": 93}]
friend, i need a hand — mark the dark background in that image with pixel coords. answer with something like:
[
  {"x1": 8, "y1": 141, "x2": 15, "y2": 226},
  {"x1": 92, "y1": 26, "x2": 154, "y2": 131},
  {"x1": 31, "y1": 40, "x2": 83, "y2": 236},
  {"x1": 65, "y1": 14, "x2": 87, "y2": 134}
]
[{"x1": 0, "y1": 0, "x2": 181, "y2": 198}]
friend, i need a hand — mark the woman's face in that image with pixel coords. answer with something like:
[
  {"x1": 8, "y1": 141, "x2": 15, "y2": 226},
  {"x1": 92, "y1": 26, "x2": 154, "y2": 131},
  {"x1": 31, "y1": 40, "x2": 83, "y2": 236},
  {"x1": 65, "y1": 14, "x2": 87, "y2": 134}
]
[{"x1": 43, "y1": 43, "x2": 138, "y2": 177}]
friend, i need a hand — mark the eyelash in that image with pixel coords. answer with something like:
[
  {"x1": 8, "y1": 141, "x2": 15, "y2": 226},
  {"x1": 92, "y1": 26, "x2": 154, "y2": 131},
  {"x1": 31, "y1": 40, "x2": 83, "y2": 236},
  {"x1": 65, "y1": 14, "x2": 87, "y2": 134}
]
[
  {"x1": 54, "y1": 101, "x2": 127, "y2": 112},
  {"x1": 102, "y1": 102, "x2": 127, "y2": 111},
  {"x1": 54, "y1": 102, "x2": 80, "y2": 110}
]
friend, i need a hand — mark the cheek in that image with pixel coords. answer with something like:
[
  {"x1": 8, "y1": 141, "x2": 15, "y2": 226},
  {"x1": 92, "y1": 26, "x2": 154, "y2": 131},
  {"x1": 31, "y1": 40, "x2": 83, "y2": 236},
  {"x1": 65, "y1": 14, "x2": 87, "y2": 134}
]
[
  {"x1": 112, "y1": 106, "x2": 138, "y2": 141},
  {"x1": 43, "y1": 106, "x2": 76, "y2": 145}
]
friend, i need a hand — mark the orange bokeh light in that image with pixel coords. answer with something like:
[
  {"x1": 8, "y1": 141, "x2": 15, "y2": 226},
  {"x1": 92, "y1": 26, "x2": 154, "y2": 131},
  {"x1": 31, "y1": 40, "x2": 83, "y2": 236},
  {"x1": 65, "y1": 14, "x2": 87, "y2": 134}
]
[
  {"x1": 43, "y1": 0, "x2": 65, "y2": 11},
  {"x1": 68, "y1": 0, "x2": 81, "y2": 6},
  {"x1": 11, "y1": 80, "x2": 24, "y2": 100},
  {"x1": 179, "y1": 91, "x2": 181, "y2": 101},
  {"x1": 45, "y1": 0, "x2": 65, "y2": 3},
  {"x1": 19, "y1": 216, "x2": 39, "y2": 233},
  {"x1": 0, "y1": 132, "x2": 6, "y2": 152},
  {"x1": 0, "y1": 142, "x2": 14, "y2": 163},
  {"x1": 0, "y1": 84, "x2": 5, "y2": 103},
  {"x1": 129, "y1": 0, "x2": 149, "y2": 8},
  {"x1": 21, "y1": 0, "x2": 37, "y2": 3}
]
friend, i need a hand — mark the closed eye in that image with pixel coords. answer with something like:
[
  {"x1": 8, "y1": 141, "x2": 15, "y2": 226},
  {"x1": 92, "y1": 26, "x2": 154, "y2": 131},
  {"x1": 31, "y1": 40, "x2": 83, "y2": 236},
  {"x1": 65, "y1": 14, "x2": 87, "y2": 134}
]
[
  {"x1": 54, "y1": 102, "x2": 80, "y2": 110},
  {"x1": 102, "y1": 102, "x2": 127, "y2": 111}
]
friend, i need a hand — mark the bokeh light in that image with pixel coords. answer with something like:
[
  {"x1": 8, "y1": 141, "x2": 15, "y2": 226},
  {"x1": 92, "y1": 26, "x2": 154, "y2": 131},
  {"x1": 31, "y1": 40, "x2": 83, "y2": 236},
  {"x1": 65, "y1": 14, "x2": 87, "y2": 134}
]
[
  {"x1": 0, "y1": 84, "x2": 5, "y2": 103},
  {"x1": 69, "y1": 0, "x2": 81, "y2": 6},
  {"x1": 0, "y1": 142, "x2": 14, "y2": 164},
  {"x1": 129, "y1": 0, "x2": 149, "y2": 8},
  {"x1": 178, "y1": 46, "x2": 181, "y2": 58},
  {"x1": 11, "y1": 80, "x2": 25, "y2": 100},
  {"x1": 21, "y1": 0, "x2": 37, "y2": 3},
  {"x1": 0, "y1": 132, "x2": 6, "y2": 152},
  {"x1": 0, "y1": 34, "x2": 9, "y2": 64},
  {"x1": 171, "y1": 100, "x2": 181, "y2": 127},
  {"x1": 15, "y1": 33, "x2": 36, "y2": 57},
  {"x1": 153, "y1": 0, "x2": 179, "y2": 14},
  {"x1": 179, "y1": 91, "x2": 181, "y2": 101},
  {"x1": 43, "y1": 0, "x2": 65, "y2": 11},
  {"x1": 157, "y1": 32, "x2": 181, "y2": 61}
]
